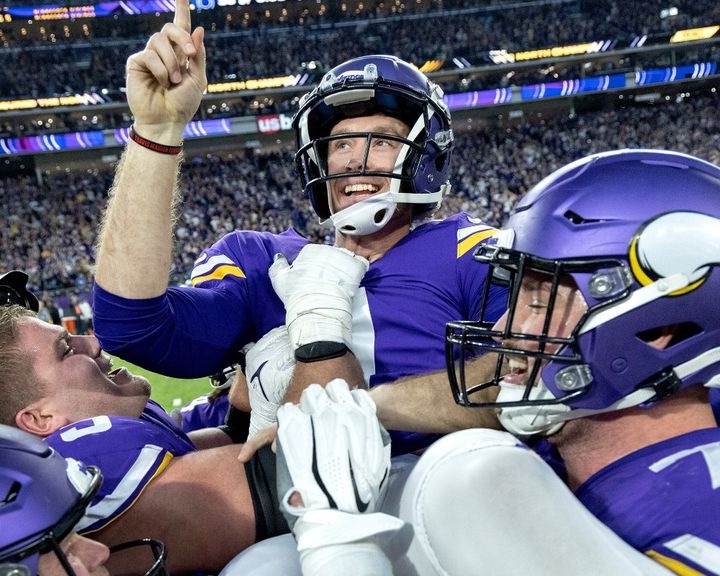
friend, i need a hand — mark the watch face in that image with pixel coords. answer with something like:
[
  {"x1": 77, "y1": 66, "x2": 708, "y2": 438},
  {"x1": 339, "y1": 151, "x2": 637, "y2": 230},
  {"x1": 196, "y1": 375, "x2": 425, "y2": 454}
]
[{"x1": 295, "y1": 341, "x2": 348, "y2": 363}]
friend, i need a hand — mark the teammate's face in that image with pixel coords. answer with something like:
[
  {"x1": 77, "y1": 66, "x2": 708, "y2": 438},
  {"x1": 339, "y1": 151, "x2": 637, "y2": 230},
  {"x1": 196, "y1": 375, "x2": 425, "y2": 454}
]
[
  {"x1": 326, "y1": 114, "x2": 410, "y2": 214},
  {"x1": 38, "y1": 533, "x2": 110, "y2": 575},
  {"x1": 494, "y1": 271, "x2": 588, "y2": 387},
  {"x1": 17, "y1": 317, "x2": 150, "y2": 422}
]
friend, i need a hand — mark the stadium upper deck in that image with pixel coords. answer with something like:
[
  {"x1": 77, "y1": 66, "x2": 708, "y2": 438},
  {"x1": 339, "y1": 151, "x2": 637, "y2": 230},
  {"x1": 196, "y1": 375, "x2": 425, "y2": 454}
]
[
  {"x1": 0, "y1": 0, "x2": 717, "y2": 142},
  {"x1": 0, "y1": 0, "x2": 717, "y2": 98}
]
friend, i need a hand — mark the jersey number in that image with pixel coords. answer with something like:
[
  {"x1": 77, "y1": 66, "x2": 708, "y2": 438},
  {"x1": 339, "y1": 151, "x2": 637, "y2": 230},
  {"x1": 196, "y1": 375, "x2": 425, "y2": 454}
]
[
  {"x1": 59, "y1": 416, "x2": 112, "y2": 442},
  {"x1": 649, "y1": 441, "x2": 720, "y2": 489}
]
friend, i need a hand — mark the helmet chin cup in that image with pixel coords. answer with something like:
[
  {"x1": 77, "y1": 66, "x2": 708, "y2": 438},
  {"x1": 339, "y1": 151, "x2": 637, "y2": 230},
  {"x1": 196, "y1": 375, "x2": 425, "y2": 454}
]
[
  {"x1": 328, "y1": 191, "x2": 398, "y2": 236},
  {"x1": 496, "y1": 380, "x2": 568, "y2": 437}
]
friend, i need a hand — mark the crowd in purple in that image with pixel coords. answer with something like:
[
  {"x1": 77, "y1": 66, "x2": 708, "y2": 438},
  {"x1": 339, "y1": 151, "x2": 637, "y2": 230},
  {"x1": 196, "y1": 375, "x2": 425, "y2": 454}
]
[{"x1": 2, "y1": 89, "x2": 717, "y2": 305}]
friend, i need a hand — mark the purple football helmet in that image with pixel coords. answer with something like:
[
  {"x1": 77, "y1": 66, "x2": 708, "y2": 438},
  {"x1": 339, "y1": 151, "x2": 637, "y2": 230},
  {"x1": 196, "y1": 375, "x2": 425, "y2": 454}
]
[
  {"x1": 0, "y1": 425, "x2": 167, "y2": 575},
  {"x1": 446, "y1": 149, "x2": 720, "y2": 436},
  {"x1": 293, "y1": 54, "x2": 453, "y2": 235}
]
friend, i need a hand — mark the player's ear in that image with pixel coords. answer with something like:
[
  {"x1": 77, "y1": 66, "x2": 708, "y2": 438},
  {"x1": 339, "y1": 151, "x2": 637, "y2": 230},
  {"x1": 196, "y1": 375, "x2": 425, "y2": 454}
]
[
  {"x1": 15, "y1": 400, "x2": 69, "y2": 437},
  {"x1": 643, "y1": 324, "x2": 678, "y2": 351}
]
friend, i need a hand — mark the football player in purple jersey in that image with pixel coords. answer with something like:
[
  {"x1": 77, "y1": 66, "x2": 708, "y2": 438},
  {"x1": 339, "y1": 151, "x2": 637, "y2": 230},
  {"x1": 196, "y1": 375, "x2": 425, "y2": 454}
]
[
  {"x1": 0, "y1": 423, "x2": 169, "y2": 576},
  {"x1": 92, "y1": 0, "x2": 505, "y2": 455},
  {"x1": 0, "y1": 424, "x2": 112, "y2": 576},
  {"x1": 170, "y1": 366, "x2": 234, "y2": 434},
  {"x1": 0, "y1": 305, "x2": 291, "y2": 574},
  {"x1": 240, "y1": 149, "x2": 720, "y2": 576}
]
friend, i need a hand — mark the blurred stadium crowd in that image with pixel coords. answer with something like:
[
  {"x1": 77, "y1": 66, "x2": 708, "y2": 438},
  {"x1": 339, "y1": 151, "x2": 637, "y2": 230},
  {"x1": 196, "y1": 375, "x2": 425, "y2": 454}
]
[
  {"x1": 0, "y1": 0, "x2": 718, "y2": 305},
  {"x1": 1, "y1": 0, "x2": 719, "y2": 133},
  {"x1": 2, "y1": 89, "x2": 718, "y2": 297}
]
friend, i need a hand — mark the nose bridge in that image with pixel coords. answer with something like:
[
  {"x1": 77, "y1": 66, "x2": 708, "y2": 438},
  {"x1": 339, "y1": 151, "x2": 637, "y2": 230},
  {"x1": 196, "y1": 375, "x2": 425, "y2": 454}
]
[
  {"x1": 72, "y1": 334, "x2": 101, "y2": 358},
  {"x1": 85, "y1": 537, "x2": 111, "y2": 567},
  {"x1": 81, "y1": 538, "x2": 108, "y2": 565},
  {"x1": 492, "y1": 310, "x2": 509, "y2": 334},
  {"x1": 494, "y1": 311, "x2": 523, "y2": 351},
  {"x1": 496, "y1": 307, "x2": 535, "y2": 336},
  {"x1": 346, "y1": 135, "x2": 368, "y2": 170},
  {"x1": 497, "y1": 306, "x2": 540, "y2": 350}
]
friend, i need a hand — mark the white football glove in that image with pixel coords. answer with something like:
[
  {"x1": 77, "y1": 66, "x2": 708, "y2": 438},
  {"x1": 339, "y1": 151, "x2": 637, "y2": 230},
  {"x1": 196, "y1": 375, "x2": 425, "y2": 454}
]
[
  {"x1": 244, "y1": 326, "x2": 296, "y2": 438},
  {"x1": 269, "y1": 244, "x2": 369, "y2": 350},
  {"x1": 276, "y1": 379, "x2": 403, "y2": 560}
]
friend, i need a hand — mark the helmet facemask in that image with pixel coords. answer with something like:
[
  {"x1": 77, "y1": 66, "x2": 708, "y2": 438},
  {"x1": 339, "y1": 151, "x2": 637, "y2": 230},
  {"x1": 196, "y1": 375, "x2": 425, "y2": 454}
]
[
  {"x1": 447, "y1": 150, "x2": 720, "y2": 437},
  {"x1": 299, "y1": 126, "x2": 434, "y2": 235},
  {"x1": 448, "y1": 241, "x2": 720, "y2": 436},
  {"x1": 0, "y1": 439, "x2": 168, "y2": 576},
  {"x1": 294, "y1": 56, "x2": 453, "y2": 236},
  {"x1": 446, "y1": 245, "x2": 608, "y2": 432},
  {"x1": 108, "y1": 539, "x2": 169, "y2": 576},
  {"x1": 445, "y1": 240, "x2": 674, "y2": 437}
]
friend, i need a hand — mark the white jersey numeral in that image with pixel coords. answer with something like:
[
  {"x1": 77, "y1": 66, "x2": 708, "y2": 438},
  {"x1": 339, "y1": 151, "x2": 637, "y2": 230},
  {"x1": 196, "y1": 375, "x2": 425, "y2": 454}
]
[
  {"x1": 60, "y1": 415, "x2": 112, "y2": 442},
  {"x1": 649, "y1": 441, "x2": 720, "y2": 489}
]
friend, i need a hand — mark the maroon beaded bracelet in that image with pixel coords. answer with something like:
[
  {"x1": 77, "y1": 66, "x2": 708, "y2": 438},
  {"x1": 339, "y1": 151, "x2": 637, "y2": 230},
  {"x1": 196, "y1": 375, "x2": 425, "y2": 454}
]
[{"x1": 128, "y1": 126, "x2": 183, "y2": 155}]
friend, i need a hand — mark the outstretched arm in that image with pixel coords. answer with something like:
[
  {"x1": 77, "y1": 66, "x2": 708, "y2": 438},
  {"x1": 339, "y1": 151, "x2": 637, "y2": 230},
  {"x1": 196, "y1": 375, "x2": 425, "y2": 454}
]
[
  {"x1": 292, "y1": 352, "x2": 501, "y2": 433},
  {"x1": 95, "y1": 0, "x2": 206, "y2": 298},
  {"x1": 238, "y1": 351, "x2": 500, "y2": 463},
  {"x1": 371, "y1": 353, "x2": 502, "y2": 433}
]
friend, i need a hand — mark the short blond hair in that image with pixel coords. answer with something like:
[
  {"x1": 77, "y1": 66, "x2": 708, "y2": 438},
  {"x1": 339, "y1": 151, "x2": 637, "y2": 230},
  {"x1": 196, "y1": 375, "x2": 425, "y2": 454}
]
[{"x1": 0, "y1": 305, "x2": 41, "y2": 426}]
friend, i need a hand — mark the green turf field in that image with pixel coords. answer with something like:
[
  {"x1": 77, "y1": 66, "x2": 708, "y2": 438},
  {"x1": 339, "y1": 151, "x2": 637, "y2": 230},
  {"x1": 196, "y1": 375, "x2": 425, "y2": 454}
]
[{"x1": 110, "y1": 356, "x2": 213, "y2": 413}]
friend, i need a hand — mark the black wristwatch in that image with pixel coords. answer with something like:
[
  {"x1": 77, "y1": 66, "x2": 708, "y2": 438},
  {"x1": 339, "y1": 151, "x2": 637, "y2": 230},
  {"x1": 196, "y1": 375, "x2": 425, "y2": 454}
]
[{"x1": 295, "y1": 341, "x2": 349, "y2": 363}]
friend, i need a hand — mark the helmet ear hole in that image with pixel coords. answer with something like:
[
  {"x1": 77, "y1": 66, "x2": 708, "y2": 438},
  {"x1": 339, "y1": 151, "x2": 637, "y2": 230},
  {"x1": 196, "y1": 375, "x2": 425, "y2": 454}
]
[
  {"x1": 434, "y1": 155, "x2": 445, "y2": 172},
  {"x1": 636, "y1": 322, "x2": 702, "y2": 350}
]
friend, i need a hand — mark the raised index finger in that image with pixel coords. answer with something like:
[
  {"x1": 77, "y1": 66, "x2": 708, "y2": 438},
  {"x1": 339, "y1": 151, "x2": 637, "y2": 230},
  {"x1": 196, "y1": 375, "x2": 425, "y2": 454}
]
[{"x1": 173, "y1": 0, "x2": 191, "y2": 33}]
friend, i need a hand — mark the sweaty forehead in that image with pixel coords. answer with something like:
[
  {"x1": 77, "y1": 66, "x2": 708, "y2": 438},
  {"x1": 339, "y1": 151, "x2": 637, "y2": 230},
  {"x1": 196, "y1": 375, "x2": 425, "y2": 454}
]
[{"x1": 329, "y1": 113, "x2": 409, "y2": 136}]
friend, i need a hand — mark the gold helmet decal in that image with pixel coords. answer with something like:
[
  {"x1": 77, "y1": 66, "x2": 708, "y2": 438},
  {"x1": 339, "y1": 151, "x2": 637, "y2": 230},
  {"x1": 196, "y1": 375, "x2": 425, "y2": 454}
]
[{"x1": 629, "y1": 211, "x2": 720, "y2": 296}]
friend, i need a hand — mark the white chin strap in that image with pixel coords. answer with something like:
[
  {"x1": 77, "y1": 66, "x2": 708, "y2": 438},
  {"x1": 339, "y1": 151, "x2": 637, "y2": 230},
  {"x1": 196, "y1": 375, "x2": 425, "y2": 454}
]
[{"x1": 496, "y1": 382, "x2": 570, "y2": 438}]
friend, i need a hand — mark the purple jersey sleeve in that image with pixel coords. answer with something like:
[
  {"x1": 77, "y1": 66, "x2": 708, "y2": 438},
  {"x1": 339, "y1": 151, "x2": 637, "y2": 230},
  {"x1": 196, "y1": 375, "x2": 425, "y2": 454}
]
[
  {"x1": 576, "y1": 428, "x2": 720, "y2": 575},
  {"x1": 178, "y1": 392, "x2": 230, "y2": 433},
  {"x1": 93, "y1": 228, "x2": 307, "y2": 377},
  {"x1": 46, "y1": 402, "x2": 196, "y2": 534}
]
